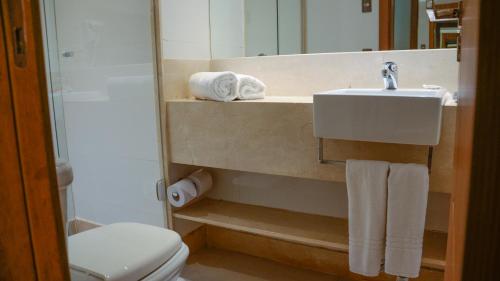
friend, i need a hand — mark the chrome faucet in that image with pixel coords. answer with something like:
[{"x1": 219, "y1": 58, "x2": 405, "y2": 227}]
[{"x1": 381, "y1": 62, "x2": 398, "y2": 90}]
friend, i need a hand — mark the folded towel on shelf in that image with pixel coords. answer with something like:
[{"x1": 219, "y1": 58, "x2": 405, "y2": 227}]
[
  {"x1": 236, "y1": 74, "x2": 266, "y2": 100},
  {"x1": 385, "y1": 163, "x2": 429, "y2": 278},
  {"x1": 346, "y1": 160, "x2": 389, "y2": 277},
  {"x1": 189, "y1": 71, "x2": 238, "y2": 102}
]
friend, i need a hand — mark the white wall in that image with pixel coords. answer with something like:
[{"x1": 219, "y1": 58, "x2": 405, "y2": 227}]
[
  {"x1": 394, "y1": 0, "x2": 412, "y2": 50},
  {"x1": 55, "y1": 0, "x2": 153, "y2": 68},
  {"x1": 277, "y1": 0, "x2": 302, "y2": 55},
  {"x1": 54, "y1": 0, "x2": 165, "y2": 226},
  {"x1": 306, "y1": 0, "x2": 379, "y2": 53},
  {"x1": 160, "y1": 0, "x2": 211, "y2": 59},
  {"x1": 210, "y1": 0, "x2": 245, "y2": 59},
  {"x1": 207, "y1": 0, "x2": 302, "y2": 58},
  {"x1": 418, "y1": 0, "x2": 430, "y2": 48},
  {"x1": 245, "y1": 0, "x2": 278, "y2": 57}
]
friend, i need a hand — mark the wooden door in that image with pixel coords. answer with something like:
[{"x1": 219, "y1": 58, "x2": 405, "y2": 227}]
[
  {"x1": 445, "y1": 0, "x2": 500, "y2": 280},
  {"x1": 0, "y1": 0, "x2": 70, "y2": 280},
  {"x1": 379, "y1": 0, "x2": 394, "y2": 50}
]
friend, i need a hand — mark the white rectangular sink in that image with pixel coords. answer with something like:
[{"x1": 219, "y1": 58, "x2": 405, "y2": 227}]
[{"x1": 313, "y1": 88, "x2": 445, "y2": 145}]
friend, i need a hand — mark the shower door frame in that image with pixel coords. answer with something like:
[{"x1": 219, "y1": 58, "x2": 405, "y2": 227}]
[{"x1": 39, "y1": 0, "x2": 169, "y2": 229}]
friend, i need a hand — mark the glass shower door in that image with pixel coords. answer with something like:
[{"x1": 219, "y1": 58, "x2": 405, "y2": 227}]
[
  {"x1": 40, "y1": 0, "x2": 74, "y2": 227},
  {"x1": 40, "y1": 0, "x2": 166, "y2": 229}
]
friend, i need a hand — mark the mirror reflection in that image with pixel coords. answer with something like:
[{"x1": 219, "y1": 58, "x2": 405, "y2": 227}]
[{"x1": 209, "y1": 0, "x2": 460, "y2": 59}]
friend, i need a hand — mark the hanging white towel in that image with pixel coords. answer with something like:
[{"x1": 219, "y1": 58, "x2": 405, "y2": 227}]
[
  {"x1": 346, "y1": 160, "x2": 389, "y2": 277},
  {"x1": 385, "y1": 163, "x2": 429, "y2": 278},
  {"x1": 236, "y1": 74, "x2": 266, "y2": 100},
  {"x1": 189, "y1": 71, "x2": 238, "y2": 102}
]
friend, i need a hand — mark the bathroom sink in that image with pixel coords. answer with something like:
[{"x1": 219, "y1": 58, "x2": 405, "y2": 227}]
[{"x1": 313, "y1": 88, "x2": 445, "y2": 145}]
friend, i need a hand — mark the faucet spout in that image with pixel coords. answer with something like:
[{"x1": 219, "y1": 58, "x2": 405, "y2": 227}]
[{"x1": 382, "y1": 62, "x2": 398, "y2": 90}]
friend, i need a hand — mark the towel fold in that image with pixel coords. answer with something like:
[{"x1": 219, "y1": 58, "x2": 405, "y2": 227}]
[
  {"x1": 442, "y1": 91, "x2": 457, "y2": 106},
  {"x1": 385, "y1": 163, "x2": 429, "y2": 278},
  {"x1": 236, "y1": 74, "x2": 266, "y2": 100},
  {"x1": 189, "y1": 71, "x2": 238, "y2": 102},
  {"x1": 346, "y1": 160, "x2": 389, "y2": 277}
]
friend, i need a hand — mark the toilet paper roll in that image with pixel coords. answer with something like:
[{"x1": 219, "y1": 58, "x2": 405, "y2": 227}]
[
  {"x1": 188, "y1": 169, "x2": 213, "y2": 195},
  {"x1": 167, "y1": 179, "x2": 198, "y2": 208}
]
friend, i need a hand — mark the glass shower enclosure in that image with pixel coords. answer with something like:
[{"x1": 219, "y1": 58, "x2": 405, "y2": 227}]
[{"x1": 40, "y1": 0, "x2": 166, "y2": 230}]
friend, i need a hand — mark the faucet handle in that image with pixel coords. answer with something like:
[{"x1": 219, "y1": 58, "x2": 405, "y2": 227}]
[
  {"x1": 383, "y1": 61, "x2": 398, "y2": 72},
  {"x1": 381, "y1": 69, "x2": 388, "y2": 77},
  {"x1": 382, "y1": 62, "x2": 398, "y2": 90}
]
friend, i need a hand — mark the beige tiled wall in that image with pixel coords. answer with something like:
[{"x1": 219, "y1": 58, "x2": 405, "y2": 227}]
[
  {"x1": 163, "y1": 49, "x2": 458, "y2": 100},
  {"x1": 210, "y1": 49, "x2": 459, "y2": 96},
  {"x1": 162, "y1": 59, "x2": 210, "y2": 100}
]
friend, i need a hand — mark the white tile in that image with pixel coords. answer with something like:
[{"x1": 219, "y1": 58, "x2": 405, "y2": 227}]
[
  {"x1": 161, "y1": 0, "x2": 211, "y2": 59},
  {"x1": 163, "y1": 40, "x2": 211, "y2": 60}
]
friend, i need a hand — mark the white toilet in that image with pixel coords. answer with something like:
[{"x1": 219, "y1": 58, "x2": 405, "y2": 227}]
[
  {"x1": 68, "y1": 222, "x2": 189, "y2": 281},
  {"x1": 55, "y1": 161, "x2": 188, "y2": 281}
]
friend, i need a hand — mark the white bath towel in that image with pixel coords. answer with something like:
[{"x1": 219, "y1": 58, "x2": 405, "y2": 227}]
[
  {"x1": 236, "y1": 74, "x2": 266, "y2": 100},
  {"x1": 189, "y1": 71, "x2": 238, "y2": 102},
  {"x1": 385, "y1": 163, "x2": 429, "y2": 278},
  {"x1": 346, "y1": 160, "x2": 390, "y2": 277}
]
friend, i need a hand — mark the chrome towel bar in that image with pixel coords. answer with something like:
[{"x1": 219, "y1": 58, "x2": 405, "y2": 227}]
[{"x1": 317, "y1": 137, "x2": 434, "y2": 174}]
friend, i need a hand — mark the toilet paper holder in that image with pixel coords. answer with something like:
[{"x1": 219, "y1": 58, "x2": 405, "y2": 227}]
[
  {"x1": 317, "y1": 137, "x2": 434, "y2": 174},
  {"x1": 156, "y1": 179, "x2": 192, "y2": 202},
  {"x1": 171, "y1": 192, "x2": 181, "y2": 202}
]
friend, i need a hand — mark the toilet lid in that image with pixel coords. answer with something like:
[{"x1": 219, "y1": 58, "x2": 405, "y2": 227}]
[{"x1": 68, "y1": 223, "x2": 182, "y2": 281}]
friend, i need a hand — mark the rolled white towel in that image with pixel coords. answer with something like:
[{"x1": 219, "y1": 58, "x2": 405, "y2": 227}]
[
  {"x1": 236, "y1": 74, "x2": 266, "y2": 100},
  {"x1": 189, "y1": 71, "x2": 238, "y2": 102}
]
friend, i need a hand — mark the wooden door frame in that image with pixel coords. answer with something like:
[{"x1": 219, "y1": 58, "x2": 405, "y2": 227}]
[
  {"x1": 410, "y1": 0, "x2": 419, "y2": 49},
  {"x1": 379, "y1": 0, "x2": 394, "y2": 50},
  {"x1": 0, "y1": 0, "x2": 70, "y2": 280},
  {"x1": 459, "y1": 0, "x2": 500, "y2": 278},
  {"x1": 380, "y1": 0, "x2": 420, "y2": 50},
  {"x1": 445, "y1": 0, "x2": 500, "y2": 280},
  {"x1": 0, "y1": 8, "x2": 38, "y2": 281}
]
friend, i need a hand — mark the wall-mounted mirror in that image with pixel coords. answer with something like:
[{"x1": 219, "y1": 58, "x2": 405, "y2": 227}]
[{"x1": 209, "y1": 0, "x2": 460, "y2": 58}]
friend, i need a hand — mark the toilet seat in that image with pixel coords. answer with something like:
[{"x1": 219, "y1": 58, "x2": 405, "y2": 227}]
[
  {"x1": 68, "y1": 223, "x2": 186, "y2": 281},
  {"x1": 142, "y1": 243, "x2": 189, "y2": 281}
]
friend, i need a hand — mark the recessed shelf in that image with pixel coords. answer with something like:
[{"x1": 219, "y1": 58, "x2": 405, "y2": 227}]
[{"x1": 173, "y1": 198, "x2": 447, "y2": 271}]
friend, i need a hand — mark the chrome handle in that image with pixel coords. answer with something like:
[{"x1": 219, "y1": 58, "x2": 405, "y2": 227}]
[
  {"x1": 172, "y1": 192, "x2": 180, "y2": 201},
  {"x1": 62, "y1": 51, "x2": 74, "y2": 58},
  {"x1": 382, "y1": 62, "x2": 398, "y2": 90},
  {"x1": 383, "y1": 61, "x2": 398, "y2": 73}
]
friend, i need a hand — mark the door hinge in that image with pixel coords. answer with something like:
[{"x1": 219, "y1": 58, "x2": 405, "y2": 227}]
[
  {"x1": 457, "y1": 1, "x2": 463, "y2": 62},
  {"x1": 7, "y1": 0, "x2": 27, "y2": 67}
]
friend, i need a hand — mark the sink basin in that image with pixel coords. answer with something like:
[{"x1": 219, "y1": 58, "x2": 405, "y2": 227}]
[{"x1": 313, "y1": 88, "x2": 445, "y2": 145}]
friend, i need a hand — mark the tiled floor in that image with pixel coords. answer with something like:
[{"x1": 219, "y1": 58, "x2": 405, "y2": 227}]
[{"x1": 180, "y1": 248, "x2": 348, "y2": 281}]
